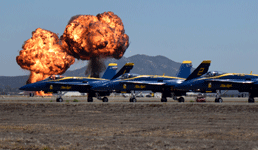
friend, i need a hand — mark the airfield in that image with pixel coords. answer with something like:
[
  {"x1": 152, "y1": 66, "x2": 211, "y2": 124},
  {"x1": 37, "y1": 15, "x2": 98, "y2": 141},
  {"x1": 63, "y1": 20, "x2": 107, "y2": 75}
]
[
  {"x1": 0, "y1": 96, "x2": 254, "y2": 103},
  {"x1": 1, "y1": 96, "x2": 258, "y2": 149}
]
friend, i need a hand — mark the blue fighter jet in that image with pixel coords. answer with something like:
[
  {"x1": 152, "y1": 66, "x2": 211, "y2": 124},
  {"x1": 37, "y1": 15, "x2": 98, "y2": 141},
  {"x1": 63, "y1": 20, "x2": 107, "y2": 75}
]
[
  {"x1": 27, "y1": 62, "x2": 119, "y2": 97},
  {"x1": 91, "y1": 60, "x2": 211, "y2": 102},
  {"x1": 175, "y1": 71, "x2": 258, "y2": 103},
  {"x1": 176, "y1": 60, "x2": 192, "y2": 78},
  {"x1": 19, "y1": 60, "x2": 194, "y2": 102},
  {"x1": 101, "y1": 63, "x2": 118, "y2": 79},
  {"x1": 19, "y1": 62, "x2": 134, "y2": 102}
]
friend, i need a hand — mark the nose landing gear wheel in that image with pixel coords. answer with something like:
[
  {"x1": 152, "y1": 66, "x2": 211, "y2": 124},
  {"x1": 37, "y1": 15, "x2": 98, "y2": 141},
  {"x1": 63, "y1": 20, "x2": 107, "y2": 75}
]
[
  {"x1": 102, "y1": 97, "x2": 108, "y2": 102},
  {"x1": 178, "y1": 97, "x2": 184, "y2": 103},
  {"x1": 87, "y1": 97, "x2": 93, "y2": 102},
  {"x1": 215, "y1": 98, "x2": 223, "y2": 103},
  {"x1": 161, "y1": 98, "x2": 167, "y2": 102},
  {"x1": 248, "y1": 97, "x2": 254, "y2": 103},
  {"x1": 29, "y1": 93, "x2": 34, "y2": 97},
  {"x1": 56, "y1": 97, "x2": 63, "y2": 102},
  {"x1": 129, "y1": 98, "x2": 137, "y2": 102}
]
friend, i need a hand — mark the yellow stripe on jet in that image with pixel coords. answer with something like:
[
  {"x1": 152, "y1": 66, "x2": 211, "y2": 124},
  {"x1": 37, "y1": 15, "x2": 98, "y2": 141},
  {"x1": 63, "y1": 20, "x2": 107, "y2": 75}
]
[
  {"x1": 197, "y1": 73, "x2": 258, "y2": 81},
  {"x1": 125, "y1": 63, "x2": 134, "y2": 66},
  {"x1": 47, "y1": 76, "x2": 109, "y2": 82},
  {"x1": 182, "y1": 60, "x2": 192, "y2": 64},
  {"x1": 108, "y1": 63, "x2": 117, "y2": 66},
  {"x1": 116, "y1": 75, "x2": 185, "y2": 81},
  {"x1": 202, "y1": 60, "x2": 211, "y2": 64}
]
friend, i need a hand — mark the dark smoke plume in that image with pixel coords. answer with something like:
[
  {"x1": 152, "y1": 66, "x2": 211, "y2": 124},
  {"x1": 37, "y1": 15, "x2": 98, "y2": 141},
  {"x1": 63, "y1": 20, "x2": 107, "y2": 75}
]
[{"x1": 85, "y1": 57, "x2": 106, "y2": 78}]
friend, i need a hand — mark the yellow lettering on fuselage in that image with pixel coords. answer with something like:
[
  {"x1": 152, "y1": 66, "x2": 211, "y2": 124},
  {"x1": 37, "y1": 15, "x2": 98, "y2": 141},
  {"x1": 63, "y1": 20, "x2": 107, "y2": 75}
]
[
  {"x1": 61, "y1": 86, "x2": 72, "y2": 90},
  {"x1": 135, "y1": 85, "x2": 146, "y2": 89},
  {"x1": 220, "y1": 84, "x2": 232, "y2": 88},
  {"x1": 208, "y1": 83, "x2": 212, "y2": 88}
]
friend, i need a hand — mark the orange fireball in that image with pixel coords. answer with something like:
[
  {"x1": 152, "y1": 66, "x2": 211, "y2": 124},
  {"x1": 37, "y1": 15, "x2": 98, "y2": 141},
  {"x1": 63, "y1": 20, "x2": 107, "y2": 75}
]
[
  {"x1": 61, "y1": 11, "x2": 129, "y2": 60},
  {"x1": 17, "y1": 11, "x2": 129, "y2": 88},
  {"x1": 16, "y1": 28, "x2": 75, "y2": 95},
  {"x1": 61, "y1": 11, "x2": 129, "y2": 77}
]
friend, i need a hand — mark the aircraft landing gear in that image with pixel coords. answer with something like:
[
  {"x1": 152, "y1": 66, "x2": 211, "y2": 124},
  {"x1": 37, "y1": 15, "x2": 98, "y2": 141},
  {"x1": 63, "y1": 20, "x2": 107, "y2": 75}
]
[
  {"x1": 160, "y1": 93, "x2": 168, "y2": 102},
  {"x1": 248, "y1": 93, "x2": 255, "y2": 103},
  {"x1": 102, "y1": 97, "x2": 108, "y2": 102},
  {"x1": 215, "y1": 98, "x2": 223, "y2": 103},
  {"x1": 56, "y1": 97, "x2": 63, "y2": 102},
  {"x1": 178, "y1": 97, "x2": 185, "y2": 103},
  {"x1": 56, "y1": 92, "x2": 63, "y2": 102},
  {"x1": 161, "y1": 97, "x2": 167, "y2": 102},
  {"x1": 162, "y1": 92, "x2": 184, "y2": 102},
  {"x1": 95, "y1": 92, "x2": 109, "y2": 102},
  {"x1": 130, "y1": 97, "x2": 137, "y2": 102},
  {"x1": 87, "y1": 97, "x2": 93, "y2": 102},
  {"x1": 129, "y1": 91, "x2": 137, "y2": 102},
  {"x1": 87, "y1": 92, "x2": 94, "y2": 102},
  {"x1": 248, "y1": 97, "x2": 254, "y2": 103},
  {"x1": 29, "y1": 93, "x2": 34, "y2": 97},
  {"x1": 215, "y1": 90, "x2": 223, "y2": 103}
]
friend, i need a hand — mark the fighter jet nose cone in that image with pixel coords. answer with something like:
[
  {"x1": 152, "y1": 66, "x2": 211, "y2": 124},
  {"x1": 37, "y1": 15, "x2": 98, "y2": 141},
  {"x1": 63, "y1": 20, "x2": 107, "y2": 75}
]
[
  {"x1": 19, "y1": 82, "x2": 47, "y2": 91},
  {"x1": 19, "y1": 85, "x2": 27, "y2": 90}
]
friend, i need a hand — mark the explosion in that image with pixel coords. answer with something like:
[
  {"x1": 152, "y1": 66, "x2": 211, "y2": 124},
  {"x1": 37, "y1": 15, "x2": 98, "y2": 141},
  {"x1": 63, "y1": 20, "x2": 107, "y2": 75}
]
[
  {"x1": 16, "y1": 28, "x2": 75, "y2": 95},
  {"x1": 61, "y1": 11, "x2": 129, "y2": 77},
  {"x1": 16, "y1": 11, "x2": 129, "y2": 95}
]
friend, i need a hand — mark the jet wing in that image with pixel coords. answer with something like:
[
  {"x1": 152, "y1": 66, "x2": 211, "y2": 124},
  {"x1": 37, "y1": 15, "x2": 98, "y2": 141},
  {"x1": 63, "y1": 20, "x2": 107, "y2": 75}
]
[
  {"x1": 50, "y1": 82, "x2": 90, "y2": 86},
  {"x1": 119, "y1": 80, "x2": 165, "y2": 85},
  {"x1": 48, "y1": 81, "x2": 92, "y2": 92},
  {"x1": 206, "y1": 79, "x2": 254, "y2": 84},
  {"x1": 19, "y1": 81, "x2": 91, "y2": 92}
]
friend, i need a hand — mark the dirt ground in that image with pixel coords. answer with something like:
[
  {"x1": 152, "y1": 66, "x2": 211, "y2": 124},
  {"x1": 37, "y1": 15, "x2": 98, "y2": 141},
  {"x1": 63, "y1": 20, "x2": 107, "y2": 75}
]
[{"x1": 1, "y1": 102, "x2": 258, "y2": 150}]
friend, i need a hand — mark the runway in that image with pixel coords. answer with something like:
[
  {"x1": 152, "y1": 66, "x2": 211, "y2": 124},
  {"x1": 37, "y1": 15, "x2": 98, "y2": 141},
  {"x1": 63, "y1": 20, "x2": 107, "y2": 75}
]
[{"x1": 0, "y1": 95, "x2": 255, "y2": 104}]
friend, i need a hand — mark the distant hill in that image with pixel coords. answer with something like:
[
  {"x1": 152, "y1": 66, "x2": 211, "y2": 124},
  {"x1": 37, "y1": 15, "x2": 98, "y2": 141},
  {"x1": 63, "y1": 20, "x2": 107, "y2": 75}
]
[
  {"x1": 0, "y1": 54, "x2": 193, "y2": 92},
  {"x1": 64, "y1": 54, "x2": 189, "y2": 77},
  {"x1": 0, "y1": 75, "x2": 29, "y2": 92}
]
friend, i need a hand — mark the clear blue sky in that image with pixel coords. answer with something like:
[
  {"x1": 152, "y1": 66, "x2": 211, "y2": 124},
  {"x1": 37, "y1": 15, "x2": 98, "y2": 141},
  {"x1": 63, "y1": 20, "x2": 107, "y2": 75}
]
[{"x1": 0, "y1": 0, "x2": 257, "y2": 76}]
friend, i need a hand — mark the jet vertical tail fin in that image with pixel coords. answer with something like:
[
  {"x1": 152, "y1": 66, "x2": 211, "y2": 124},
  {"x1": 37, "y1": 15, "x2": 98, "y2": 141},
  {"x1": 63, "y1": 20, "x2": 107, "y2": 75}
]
[
  {"x1": 185, "y1": 60, "x2": 211, "y2": 81},
  {"x1": 176, "y1": 60, "x2": 192, "y2": 78},
  {"x1": 111, "y1": 62, "x2": 134, "y2": 80},
  {"x1": 101, "y1": 63, "x2": 118, "y2": 79}
]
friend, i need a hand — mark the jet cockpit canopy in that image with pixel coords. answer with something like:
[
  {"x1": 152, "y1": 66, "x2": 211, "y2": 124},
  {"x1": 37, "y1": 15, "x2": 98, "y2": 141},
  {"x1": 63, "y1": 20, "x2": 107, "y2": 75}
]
[
  {"x1": 44, "y1": 75, "x2": 65, "y2": 81},
  {"x1": 118, "y1": 73, "x2": 139, "y2": 79},
  {"x1": 201, "y1": 71, "x2": 226, "y2": 77}
]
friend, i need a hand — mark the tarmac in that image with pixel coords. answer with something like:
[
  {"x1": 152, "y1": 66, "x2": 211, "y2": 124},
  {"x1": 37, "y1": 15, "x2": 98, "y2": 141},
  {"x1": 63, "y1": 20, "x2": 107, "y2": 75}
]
[{"x1": 0, "y1": 95, "x2": 255, "y2": 104}]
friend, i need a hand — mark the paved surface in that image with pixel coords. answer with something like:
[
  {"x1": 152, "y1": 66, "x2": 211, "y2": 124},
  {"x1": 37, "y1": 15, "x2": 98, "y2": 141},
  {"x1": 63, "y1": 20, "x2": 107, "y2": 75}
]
[{"x1": 0, "y1": 95, "x2": 254, "y2": 104}]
